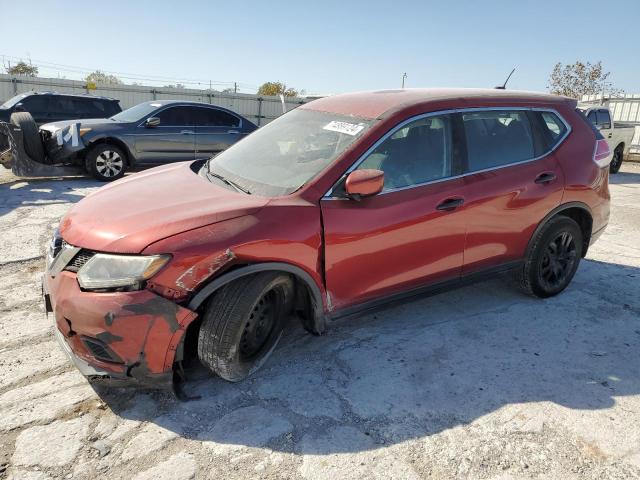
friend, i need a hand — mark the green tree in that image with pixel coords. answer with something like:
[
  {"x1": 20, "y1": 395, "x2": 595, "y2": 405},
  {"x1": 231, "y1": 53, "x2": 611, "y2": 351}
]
[
  {"x1": 257, "y1": 81, "x2": 299, "y2": 97},
  {"x1": 85, "y1": 70, "x2": 123, "y2": 85},
  {"x1": 6, "y1": 61, "x2": 39, "y2": 77},
  {"x1": 548, "y1": 61, "x2": 621, "y2": 99}
]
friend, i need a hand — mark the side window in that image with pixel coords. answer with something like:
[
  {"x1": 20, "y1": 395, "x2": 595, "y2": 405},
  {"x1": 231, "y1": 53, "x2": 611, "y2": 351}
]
[
  {"x1": 462, "y1": 110, "x2": 534, "y2": 172},
  {"x1": 596, "y1": 109, "x2": 611, "y2": 129},
  {"x1": 156, "y1": 106, "x2": 194, "y2": 126},
  {"x1": 358, "y1": 114, "x2": 452, "y2": 190},
  {"x1": 104, "y1": 102, "x2": 120, "y2": 117},
  {"x1": 538, "y1": 111, "x2": 568, "y2": 147},
  {"x1": 587, "y1": 110, "x2": 597, "y2": 124},
  {"x1": 51, "y1": 97, "x2": 84, "y2": 117},
  {"x1": 193, "y1": 107, "x2": 240, "y2": 127},
  {"x1": 20, "y1": 95, "x2": 49, "y2": 113}
]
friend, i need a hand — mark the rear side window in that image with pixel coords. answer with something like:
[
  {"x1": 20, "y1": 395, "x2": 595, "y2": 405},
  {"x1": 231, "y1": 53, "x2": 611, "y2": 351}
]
[
  {"x1": 596, "y1": 109, "x2": 611, "y2": 129},
  {"x1": 576, "y1": 109, "x2": 604, "y2": 140},
  {"x1": 192, "y1": 107, "x2": 240, "y2": 127},
  {"x1": 462, "y1": 110, "x2": 534, "y2": 172}
]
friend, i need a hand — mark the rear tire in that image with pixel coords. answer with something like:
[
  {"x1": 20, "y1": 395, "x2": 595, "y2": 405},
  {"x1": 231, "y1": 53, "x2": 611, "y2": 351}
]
[
  {"x1": 197, "y1": 272, "x2": 294, "y2": 382},
  {"x1": 10, "y1": 112, "x2": 45, "y2": 163},
  {"x1": 520, "y1": 216, "x2": 583, "y2": 298},
  {"x1": 85, "y1": 143, "x2": 126, "y2": 181},
  {"x1": 609, "y1": 145, "x2": 624, "y2": 174}
]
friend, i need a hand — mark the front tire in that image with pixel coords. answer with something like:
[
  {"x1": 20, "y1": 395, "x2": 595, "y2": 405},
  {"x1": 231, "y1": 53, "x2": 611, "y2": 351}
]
[
  {"x1": 520, "y1": 216, "x2": 583, "y2": 298},
  {"x1": 197, "y1": 272, "x2": 294, "y2": 382},
  {"x1": 609, "y1": 145, "x2": 624, "y2": 174},
  {"x1": 85, "y1": 144, "x2": 126, "y2": 181}
]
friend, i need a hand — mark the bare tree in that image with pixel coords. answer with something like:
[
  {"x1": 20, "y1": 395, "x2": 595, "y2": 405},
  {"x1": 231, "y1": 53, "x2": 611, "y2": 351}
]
[{"x1": 548, "y1": 61, "x2": 622, "y2": 99}]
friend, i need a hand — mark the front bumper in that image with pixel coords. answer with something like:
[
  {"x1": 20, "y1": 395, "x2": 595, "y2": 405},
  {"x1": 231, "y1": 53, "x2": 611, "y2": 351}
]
[
  {"x1": 44, "y1": 269, "x2": 197, "y2": 388},
  {"x1": 41, "y1": 123, "x2": 87, "y2": 164}
]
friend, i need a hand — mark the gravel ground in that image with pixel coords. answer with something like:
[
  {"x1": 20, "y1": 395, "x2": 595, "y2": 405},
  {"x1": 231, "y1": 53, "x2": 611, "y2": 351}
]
[{"x1": 0, "y1": 163, "x2": 639, "y2": 480}]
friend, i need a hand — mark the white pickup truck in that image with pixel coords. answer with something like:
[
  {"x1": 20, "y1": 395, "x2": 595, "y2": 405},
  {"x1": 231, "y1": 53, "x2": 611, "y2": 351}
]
[{"x1": 577, "y1": 105, "x2": 635, "y2": 173}]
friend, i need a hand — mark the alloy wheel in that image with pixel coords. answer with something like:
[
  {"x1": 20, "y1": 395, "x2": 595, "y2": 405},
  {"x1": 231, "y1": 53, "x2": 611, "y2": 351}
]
[
  {"x1": 95, "y1": 150, "x2": 124, "y2": 178},
  {"x1": 539, "y1": 231, "x2": 577, "y2": 289}
]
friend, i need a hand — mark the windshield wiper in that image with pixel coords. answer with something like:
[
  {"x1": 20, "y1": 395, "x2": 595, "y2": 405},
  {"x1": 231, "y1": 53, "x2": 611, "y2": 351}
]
[{"x1": 206, "y1": 166, "x2": 251, "y2": 195}]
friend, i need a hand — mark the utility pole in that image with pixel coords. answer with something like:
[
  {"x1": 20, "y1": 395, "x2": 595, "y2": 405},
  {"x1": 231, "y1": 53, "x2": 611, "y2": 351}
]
[
  {"x1": 401, "y1": 72, "x2": 407, "y2": 89},
  {"x1": 234, "y1": 82, "x2": 237, "y2": 93}
]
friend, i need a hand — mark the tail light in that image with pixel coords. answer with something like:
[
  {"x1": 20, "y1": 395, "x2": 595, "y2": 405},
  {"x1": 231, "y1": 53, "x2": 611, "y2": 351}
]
[{"x1": 593, "y1": 139, "x2": 611, "y2": 168}]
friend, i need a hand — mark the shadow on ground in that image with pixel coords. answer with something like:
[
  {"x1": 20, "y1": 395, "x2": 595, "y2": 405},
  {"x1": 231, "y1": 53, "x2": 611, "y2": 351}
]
[
  {"x1": 93, "y1": 258, "x2": 640, "y2": 455},
  {"x1": 610, "y1": 167, "x2": 640, "y2": 185},
  {"x1": 0, "y1": 176, "x2": 99, "y2": 218}
]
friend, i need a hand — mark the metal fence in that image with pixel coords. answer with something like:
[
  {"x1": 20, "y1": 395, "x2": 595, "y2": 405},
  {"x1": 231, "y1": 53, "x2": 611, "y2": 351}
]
[
  {"x1": 0, "y1": 74, "x2": 309, "y2": 126},
  {"x1": 581, "y1": 94, "x2": 640, "y2": 156}
]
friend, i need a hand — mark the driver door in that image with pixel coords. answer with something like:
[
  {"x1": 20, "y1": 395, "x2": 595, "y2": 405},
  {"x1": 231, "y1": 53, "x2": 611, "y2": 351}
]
[
  {"x1": 135, "y1": 106, "x2": 196, "y2": 163},
  {"x1": 320, "y1": 113, "x2": 467, "y2": 311}
]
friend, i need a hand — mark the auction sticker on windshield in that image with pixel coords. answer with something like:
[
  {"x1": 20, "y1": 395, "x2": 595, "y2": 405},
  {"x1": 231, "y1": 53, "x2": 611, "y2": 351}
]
[{"x1": 323, "y1": 121, "x2": 366, "y2": 136}]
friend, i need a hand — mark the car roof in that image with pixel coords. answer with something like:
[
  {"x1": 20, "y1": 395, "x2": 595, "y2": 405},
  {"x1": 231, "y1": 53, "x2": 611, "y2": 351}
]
[
  {"x1": 18, "y1": 91, "x2": 119, "y2": 102},
  {"x1": 138, "y1": 100, "x2": 226, "y2": 107},
  {"x1": 301, "y1": 88, "x2": 575, "y2": 120}
]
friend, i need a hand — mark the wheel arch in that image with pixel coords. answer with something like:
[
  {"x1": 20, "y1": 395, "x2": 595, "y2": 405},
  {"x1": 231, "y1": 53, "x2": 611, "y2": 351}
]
[
  {"x1": 85, "y1": 136, "x2": 134, "y2": 166},
  {"x1": 187, "y1": 262, "x2": 327, "y2": 335},
  {"x1": 526, "y1": 202, "x2": 593, "y2": 259}
]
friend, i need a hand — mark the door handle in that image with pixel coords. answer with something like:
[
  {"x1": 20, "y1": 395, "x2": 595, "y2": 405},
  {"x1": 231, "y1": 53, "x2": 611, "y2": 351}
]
[
  {"x1": 181, "y1": 130, "x2": 194, "y2": 135},
  {"x1": 535, "y1": 172, "x2": 556, "y2": 184},
  {"x1": 436, "y1": 197, "x2": 465, "y2": 211},
  {"x1": 227, "y1": 130, "x2": 240, "y2": 134}
]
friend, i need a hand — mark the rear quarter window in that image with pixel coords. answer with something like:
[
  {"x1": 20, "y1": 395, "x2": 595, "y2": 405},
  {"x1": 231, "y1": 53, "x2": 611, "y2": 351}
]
[{"x1": 535, "y1": 111, "x2": 569, "y2": 150}]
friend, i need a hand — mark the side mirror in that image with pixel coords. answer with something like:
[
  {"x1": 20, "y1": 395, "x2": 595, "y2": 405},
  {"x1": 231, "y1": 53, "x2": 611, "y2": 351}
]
[
  {"x1": 345, "y1": 169, "x2": 384, "y2": 199},
  {"x1": 145, "y1": 117, "x2": 160, "y2": 128}
]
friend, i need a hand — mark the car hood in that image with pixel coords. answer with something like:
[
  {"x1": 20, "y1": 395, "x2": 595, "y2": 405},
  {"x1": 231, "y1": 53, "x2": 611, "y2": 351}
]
[
  {"x1": 40, "y1": 118, "x2": 124, "y2": 132},
  {"x1": 60, "y1": 161, "x2": 269, "y2": 253}
]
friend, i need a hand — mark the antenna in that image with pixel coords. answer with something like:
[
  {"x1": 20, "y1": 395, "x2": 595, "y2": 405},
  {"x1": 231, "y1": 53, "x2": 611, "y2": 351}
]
[{"x1": 495, "y1": 68, "x2": 516, "y2": 90}]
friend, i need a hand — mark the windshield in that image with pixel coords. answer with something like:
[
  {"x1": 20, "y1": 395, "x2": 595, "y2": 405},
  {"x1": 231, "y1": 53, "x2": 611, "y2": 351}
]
[
  {"x1": 201, "y1": 108, "x2": 373, "y2": 196},
  {"x1": 0, "y1": 94, "x2": 28, "y2": 109},
  {"x1": 111, "y1": 102, "x2": 162, "y2": 122}
]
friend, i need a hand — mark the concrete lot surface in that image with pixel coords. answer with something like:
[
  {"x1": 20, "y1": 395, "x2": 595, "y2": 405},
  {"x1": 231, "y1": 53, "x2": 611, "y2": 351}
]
[{"x1": 0, "y1": 164, "x2": 639, "y2": 479}]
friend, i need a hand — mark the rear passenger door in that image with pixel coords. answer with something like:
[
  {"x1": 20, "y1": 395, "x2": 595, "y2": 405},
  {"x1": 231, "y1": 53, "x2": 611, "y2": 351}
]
[
  {"x1": 134, "y1": 106, "x2": 196, "y2": 163},
  {"x1": 193, "y1": 107, "x2": 244, "y2": 159},
  {"x1": 458, "y1": 109, "x2": 567, "y2": 274}
]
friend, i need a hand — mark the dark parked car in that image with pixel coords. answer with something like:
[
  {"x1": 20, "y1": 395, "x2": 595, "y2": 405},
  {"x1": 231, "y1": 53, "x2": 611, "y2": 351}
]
[
  {"x1": 0, "y1": 91, "x2": 121, "y2": 125},
  {"x1": 39, "y1": 100, "x2": 257, "y2": 181},
  {"x1": 44, "y1": 88, "x2": 611, "y2": 389}
]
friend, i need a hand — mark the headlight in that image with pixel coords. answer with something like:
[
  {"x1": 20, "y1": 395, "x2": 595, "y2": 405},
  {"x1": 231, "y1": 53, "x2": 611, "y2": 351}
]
[{"x1": 77, "y1": 254, "x2": 170, "y2": 290}]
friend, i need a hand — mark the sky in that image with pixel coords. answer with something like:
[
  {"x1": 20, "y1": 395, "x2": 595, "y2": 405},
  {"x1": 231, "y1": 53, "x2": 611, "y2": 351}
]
[{"x1": 1, "y1": 0, "x2": 639, "y2": 95}]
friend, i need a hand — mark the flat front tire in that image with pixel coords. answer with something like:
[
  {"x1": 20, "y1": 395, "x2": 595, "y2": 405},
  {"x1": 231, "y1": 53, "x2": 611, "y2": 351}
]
[
  {"x1": 85, "y1": 144, "x2": 126, "y2": 181},
  {"x1": 197, "y1": 272, "x2": 294, "y2": 382},
  {"x1": 520, "y1": 216, "x2": 583, "y2": 298}
]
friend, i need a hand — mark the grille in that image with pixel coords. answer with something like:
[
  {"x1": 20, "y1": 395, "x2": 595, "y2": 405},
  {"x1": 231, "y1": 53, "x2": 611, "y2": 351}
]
[{"x1": 65, "y1": 249, "x2": 96, "y2": 272}]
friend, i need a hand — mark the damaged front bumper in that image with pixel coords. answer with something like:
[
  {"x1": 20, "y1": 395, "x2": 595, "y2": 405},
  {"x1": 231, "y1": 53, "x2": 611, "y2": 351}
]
[
  {"x1": 40, "y1": 123, "x2": 88, "y2": 164},
  {"x1": 43, "y1": 269, "x2": 197, "y2": 388}
]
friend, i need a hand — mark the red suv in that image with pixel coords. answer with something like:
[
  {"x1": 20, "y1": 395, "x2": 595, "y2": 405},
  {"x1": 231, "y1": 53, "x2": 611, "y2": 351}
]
[{"x1": 43, "y1": 89, "x2": 611, "y2": 389}]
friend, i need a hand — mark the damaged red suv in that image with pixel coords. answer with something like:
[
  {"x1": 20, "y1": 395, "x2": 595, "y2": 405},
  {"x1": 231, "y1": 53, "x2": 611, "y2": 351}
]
[{"x1": 43, "y1": 89, "x2": 611, "y2": 389}]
